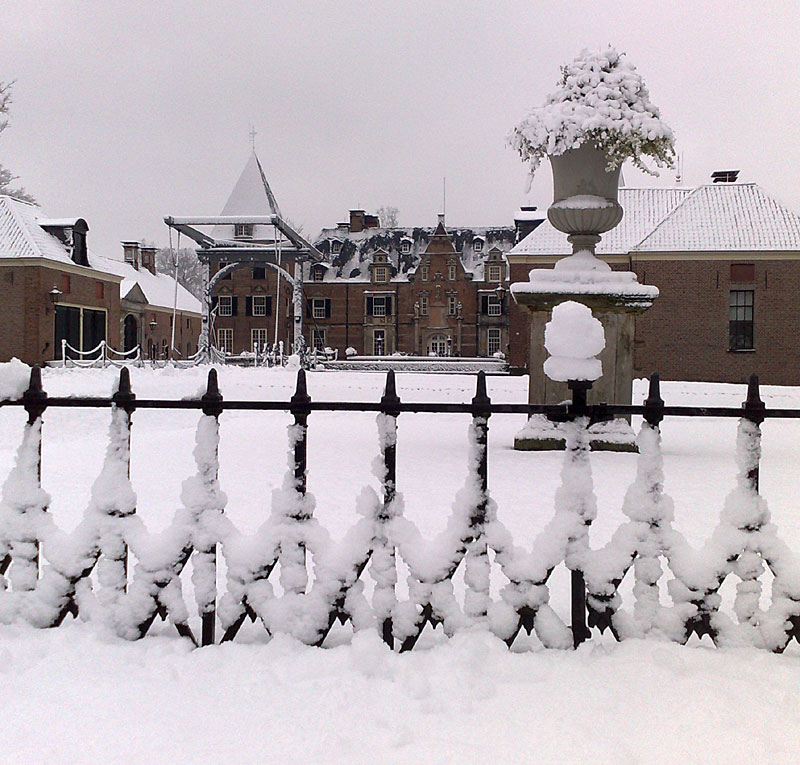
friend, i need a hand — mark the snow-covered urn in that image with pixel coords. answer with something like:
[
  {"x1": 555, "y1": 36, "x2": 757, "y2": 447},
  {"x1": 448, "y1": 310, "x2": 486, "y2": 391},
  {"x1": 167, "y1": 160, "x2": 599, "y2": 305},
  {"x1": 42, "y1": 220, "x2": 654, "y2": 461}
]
[{"x1": 543, "y1": 302, "x2": 604, "y2": 382}]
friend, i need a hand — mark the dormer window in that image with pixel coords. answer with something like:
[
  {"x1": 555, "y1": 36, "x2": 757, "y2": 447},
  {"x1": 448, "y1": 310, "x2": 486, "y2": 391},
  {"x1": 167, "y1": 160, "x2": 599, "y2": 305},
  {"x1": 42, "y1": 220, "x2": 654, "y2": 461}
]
[
  {"x1": 312, "y1": 266, "x2": 325, "y2": 282},
  {"x1": 488, "y1": 264, "x2": 503, "y2": 282},
  {"x1": 473, "y1": 238, "x2": 484, "y2": 252},
  {"x1": 331, "y1": 240, "x2": 342, "y2": 254},
  {"x1": 374, "y1": 266, "x2": 388, "y2": 283},
  {"x1": 401, "y1": 240, "x2": 412, "y2": 254},
  {"x1": 234, "y1": 223, "x2": 254, "y2": 239}
]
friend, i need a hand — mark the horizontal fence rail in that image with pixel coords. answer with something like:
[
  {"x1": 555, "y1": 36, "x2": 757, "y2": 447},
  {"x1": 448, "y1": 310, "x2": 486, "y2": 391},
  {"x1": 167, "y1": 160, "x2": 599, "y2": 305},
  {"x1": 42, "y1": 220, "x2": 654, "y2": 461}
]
[{"x1": 0, "y1": 366, "x2": 799, "y2": 652}]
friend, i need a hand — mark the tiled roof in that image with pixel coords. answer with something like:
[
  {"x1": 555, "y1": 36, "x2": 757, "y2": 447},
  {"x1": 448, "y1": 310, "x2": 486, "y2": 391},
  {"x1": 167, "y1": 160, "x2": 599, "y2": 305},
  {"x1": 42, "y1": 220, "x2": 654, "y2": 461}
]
[
  {"x1": 511, "y1": 183, "x2": 800, "y2": 256},
  {"x1": 0, "y1": 196, "x2": 75, "y2": 263},
  {"x1": 511, "y1": 188, "x2": 691, "y2": 256},
  {"x1": 632, "y1": 184, "x2": 800, "y2": 252}
]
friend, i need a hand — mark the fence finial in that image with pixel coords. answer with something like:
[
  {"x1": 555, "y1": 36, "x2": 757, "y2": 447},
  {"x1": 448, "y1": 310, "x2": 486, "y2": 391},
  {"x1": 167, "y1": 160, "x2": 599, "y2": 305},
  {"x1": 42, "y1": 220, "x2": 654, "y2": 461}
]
[
  {"x1": 643, "y1": 372, "x2": 664, "y2": 427},
  {"x1": 744, "y1": 373, "x2": 766, "y2": 425},
  {"x1": 290, "y1": 368, "x2": 311, "y2": 413},
  {"x1": 201, "y1": 368, "x2": 224, "y2": 417},
  {"x1": 471, "y1": 371, "x2": 491, "y2": 417},
  {"x1": 22, "y1": 364, "x2": 47, "y2": 423},
  {"x1": 380, "y1": 370, "x2": 401, "y2": 416},
  {"x1": 112, "y1": 367, "x2": 136, "y2": 413}
]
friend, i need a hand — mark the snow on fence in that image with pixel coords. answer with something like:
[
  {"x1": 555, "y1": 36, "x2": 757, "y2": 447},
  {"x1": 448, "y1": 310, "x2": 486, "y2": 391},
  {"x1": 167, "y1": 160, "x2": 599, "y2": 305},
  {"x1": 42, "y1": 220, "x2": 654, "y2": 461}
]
[
  {"x1": 0, "y1": 366, "x2": 799, "y2": 651},
  {"x1": 60, "y1": 339, "x2": 142, "y2": 368}
]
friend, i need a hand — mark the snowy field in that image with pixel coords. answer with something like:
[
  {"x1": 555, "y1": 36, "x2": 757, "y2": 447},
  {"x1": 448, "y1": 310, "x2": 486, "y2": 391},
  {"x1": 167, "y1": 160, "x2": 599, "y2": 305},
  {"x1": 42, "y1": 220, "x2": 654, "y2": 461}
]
[{"x1": 1, "y1": 366, "x2": 800, "y2": 763}]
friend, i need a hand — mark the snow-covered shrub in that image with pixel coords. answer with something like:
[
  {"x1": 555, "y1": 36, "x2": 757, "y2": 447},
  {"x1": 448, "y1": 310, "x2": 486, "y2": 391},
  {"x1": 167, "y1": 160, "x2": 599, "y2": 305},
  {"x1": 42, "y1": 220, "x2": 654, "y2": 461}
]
[
  {"x1": 345, "y1": 347, "x2": 357, "y2": 357},
  {"x1": 509, "y1": 47, "x2": 675, "y2": 178}
]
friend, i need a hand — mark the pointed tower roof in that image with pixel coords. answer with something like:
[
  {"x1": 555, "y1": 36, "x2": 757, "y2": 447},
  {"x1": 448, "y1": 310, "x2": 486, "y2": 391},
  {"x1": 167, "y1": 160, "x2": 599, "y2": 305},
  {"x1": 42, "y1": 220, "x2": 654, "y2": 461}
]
[
  {"x1": 424, "y1": 218, "x2": 456, "y2": 255},
  {"x1": 219, "y1": 151, "x2": 282, "y2": 218}
]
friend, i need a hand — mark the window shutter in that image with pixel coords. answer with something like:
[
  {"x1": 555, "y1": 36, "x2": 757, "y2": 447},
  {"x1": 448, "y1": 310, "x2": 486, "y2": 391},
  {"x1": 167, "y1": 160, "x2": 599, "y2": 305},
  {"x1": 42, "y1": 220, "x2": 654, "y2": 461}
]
[
  {"x1": 306, "y1": 299, "x2": 312, "y2": 318},
  {"x1": 366, "y1": 296, "x2": 374, "y2": 316},
  {"x1": 266, "y1": 296, "x2": 273, "y2": 316},
  {"x1": 385, "y1": 296, "x2": 393, "y2": 316},
  {"x1": 231, "y1": 296, "x2": 239, "y2": 316},
  {"x1": 245, "y1": 297, "x2": 253, "y2": 316},
  {"x1": 325, "y1": 299, "x2": 331, "y2": 318},
  {"x1": 481, "y1": 295, "x2": 489, "y2": 315}
]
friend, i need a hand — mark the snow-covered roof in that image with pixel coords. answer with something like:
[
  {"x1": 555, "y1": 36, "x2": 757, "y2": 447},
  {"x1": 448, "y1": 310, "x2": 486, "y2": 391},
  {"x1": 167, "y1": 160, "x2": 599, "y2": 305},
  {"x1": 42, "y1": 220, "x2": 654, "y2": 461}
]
[
  {"x1": 95, "y1": 255, "x2": 201, "y2": 314},
  {"x1": 0, "y1": 195, "x2": 118, "y2": 277},
  {"x1": 511, "y1": 183, "x2": 800, "y2": 257}
]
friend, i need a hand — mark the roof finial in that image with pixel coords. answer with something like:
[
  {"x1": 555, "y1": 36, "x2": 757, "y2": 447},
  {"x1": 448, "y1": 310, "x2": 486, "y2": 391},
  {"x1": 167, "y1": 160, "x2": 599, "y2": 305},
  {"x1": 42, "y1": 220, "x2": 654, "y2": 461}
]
[{"x1": 249, "y1": 125, "x2": 257, "y2": 152}]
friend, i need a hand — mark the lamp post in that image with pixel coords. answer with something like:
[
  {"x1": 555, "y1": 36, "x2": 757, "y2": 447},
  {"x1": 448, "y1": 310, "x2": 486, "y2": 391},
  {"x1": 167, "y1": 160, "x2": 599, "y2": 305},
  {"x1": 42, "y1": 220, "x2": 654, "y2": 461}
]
[{"x1": 48, "y1": 285, "x2": 62, "y2": 305}]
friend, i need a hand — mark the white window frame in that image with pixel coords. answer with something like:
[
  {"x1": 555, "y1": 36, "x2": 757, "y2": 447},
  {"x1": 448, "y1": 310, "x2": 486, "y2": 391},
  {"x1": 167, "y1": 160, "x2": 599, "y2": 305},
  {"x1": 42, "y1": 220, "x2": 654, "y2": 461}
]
[
  {"x1": 331, "y1": 240, "x2": 342, "y2": 254},
  {"x1": 312, "y1": 267, "x2": 324, "y2": 282},
  {"x1": 218, "y1": 295, "x2": 233, "y2": 316},
  {"x1": 448, "y1": 264, "x2": 456, "y2": 281},
  {"x1": 312, "y1": 298, "x2": 327, "y2": 320},
  {"x1": 251, "y1": 328, "x2": 267, "y2": 352},
  {"x1": 252, "y1": 295, "x2": 267, "y2": 317},
  {"x1": 372, "y1": 296, "x2": 388, "y2": 317},
  {"x1": 473, "y1": 238, "x2": 484, "y2": 252},
  {"x1": 234, "y1": 223, "x2": 254, "y2": 239},
  {"x1": 487, "y1": 328, "x2": 501, "y2": 355},
  {"x1": 401, "y1": 240, "x2": 412, "y2": 254},
  {"x1": 373, "y1": 329, "x2": 386, "y2": 356},
  {"x1": 217, "y1": 328, "x2": 233, "y2": 354},
  {"x1": 488, "y1": 264, "x2": 502, "y2": 282},
  {"x1": 487, "y1": 295, "x2": 502, "y2": 316},
  {"x1": 419, "y1": 295, "x2": 428, "y2": 316},
  {"x1": 312, "y1": 328, "x2": 326, "y2": 351},
  {"x1": 448, "y1": 294, "x2": 457, "y2": 316},
  {"x1": 420, "y1": 265, "x2": 428, "y2": 281},
  {"x1": 374, "y1": 266, "x2": 388, "y2": 283}
]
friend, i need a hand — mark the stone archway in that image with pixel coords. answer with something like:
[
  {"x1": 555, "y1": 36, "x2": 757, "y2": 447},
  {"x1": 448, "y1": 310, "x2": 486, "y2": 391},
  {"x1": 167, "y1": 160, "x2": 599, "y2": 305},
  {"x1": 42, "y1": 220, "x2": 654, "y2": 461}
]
[{"x1": 123, "y1": 314, "x2": 138, "y2": 353}]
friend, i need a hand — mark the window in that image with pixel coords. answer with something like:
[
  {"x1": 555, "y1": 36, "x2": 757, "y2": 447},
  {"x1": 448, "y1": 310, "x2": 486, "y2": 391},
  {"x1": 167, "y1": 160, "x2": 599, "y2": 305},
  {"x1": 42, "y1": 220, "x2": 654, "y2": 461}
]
[
  {"x1": 729, "y1": 290, "x2": 754, "y2": 350},
  {"x1": 312, "y1": 328, "x2": 326, "y2": 351},
  {"x1": 251, "y1": 328, "x2": 268, "y2": 352},
  {"x1": 481, "y1": 294, "x2": 503, "y2": 316},
  {"x1": 312, "y1": 266, "x2": 324, "y2": 282},
  {"x1": 252, "y1": 267, "x2": 266, "y2": 280},
  {"x1": 428, "y1": 334, "x2": 449, "y2": 356},
  {"x1": 473, "y1": 238, "x2": 484, "y2": 252},
  {"x1": 401, "y1": 240, "x2": 412, "y2": 254},
  {"x1": 331, "y1": 240, "x2": 342, "y2": 254},
  {"x1": 234, "y1": 223, "x2": 254, "y2": 239},
  {"x1": 369, "y1": 295, "x2": 392, "y2": 317},
  {"x1": 312, "y1": 298, "x2": 327, "y2": 319},
  {"x1": 95, "y1": 281, "x2": 104, "y2": 299},
  {"x1": 253, "y1": 295, "x2": 268, "y2": 316},
  {"x1": 419, "y1": 295, "x2": 428, "y2": 316},
  {"x1": 488, "y1": 264, "x2": 502, "y2": 282},
  {"x1": 448, "y1": 264, "x2": 456, "y2": 281},
  {"x1": 217, "y1": 328, "x2": 233, "y2": 354},
  {"x1": 218, "y1": 295, "x2": 233, "y2": 316},
  {"x1": 448, "y1": 295, "x2": 457, "y2": 316},
  {"x1": 420, "y1": 265, "x2": 428, "y2": 281},
  {"x1": 488, "y1": 328, "x2": 502, "y2": 355},
  {"x1": 374, "y1": 266, "x2": 388, "y2": 283},
  {"x1": 373, "y1": 329, "x2": 385, "y2": 356}
]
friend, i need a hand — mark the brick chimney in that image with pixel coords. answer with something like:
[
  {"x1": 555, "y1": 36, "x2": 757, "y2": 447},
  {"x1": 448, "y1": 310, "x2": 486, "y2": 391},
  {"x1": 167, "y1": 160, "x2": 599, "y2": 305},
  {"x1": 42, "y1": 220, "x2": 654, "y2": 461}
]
[
  {"x1": 349, "y1": 210, "x2": 366, "y2": 233},
  {"x1": 122, "y1": 241, "x2": 140, "y2": 271},
  {"x1": 140, "y1": 246, "x2": 157, "y2": 275}
]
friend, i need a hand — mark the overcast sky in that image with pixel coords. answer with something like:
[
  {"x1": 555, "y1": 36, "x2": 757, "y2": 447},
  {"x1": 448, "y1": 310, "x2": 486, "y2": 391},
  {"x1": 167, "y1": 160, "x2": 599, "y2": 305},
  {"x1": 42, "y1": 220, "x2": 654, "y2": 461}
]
[{"x1": 2, "y1": 1, "x2": 799, "y2": 257}]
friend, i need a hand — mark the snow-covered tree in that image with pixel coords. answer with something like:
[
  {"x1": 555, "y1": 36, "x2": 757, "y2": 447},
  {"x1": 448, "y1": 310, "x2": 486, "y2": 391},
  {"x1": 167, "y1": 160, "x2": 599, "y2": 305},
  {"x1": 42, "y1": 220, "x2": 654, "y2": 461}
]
[
  {"x1": 377, "y1": 206, "x2": 399, "y2": 228},
  {"x1": 156, "y1": 247, "x2": 203, "y2": 298},
  {"x1": 0, "y1": 81, "x2": 35, "y2": 203}
]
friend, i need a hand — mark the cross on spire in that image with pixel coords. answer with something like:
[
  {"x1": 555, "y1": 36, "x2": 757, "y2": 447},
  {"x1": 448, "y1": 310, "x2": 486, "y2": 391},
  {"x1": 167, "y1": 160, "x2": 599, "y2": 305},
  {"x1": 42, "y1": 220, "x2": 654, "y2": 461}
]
[{"x1": 249, "y1": 125, "x2": 257, "y2": 151}]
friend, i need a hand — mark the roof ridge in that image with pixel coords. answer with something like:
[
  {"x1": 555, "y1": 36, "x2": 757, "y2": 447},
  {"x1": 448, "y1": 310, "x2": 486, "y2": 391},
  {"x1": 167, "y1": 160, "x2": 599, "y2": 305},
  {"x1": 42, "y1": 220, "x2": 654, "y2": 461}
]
[
  {"x1": 630, "y1": 186, "x2": 702, "y2": 251},
  {"x1": 3, "y1": 196, "x2": 42, "y2": 258}
]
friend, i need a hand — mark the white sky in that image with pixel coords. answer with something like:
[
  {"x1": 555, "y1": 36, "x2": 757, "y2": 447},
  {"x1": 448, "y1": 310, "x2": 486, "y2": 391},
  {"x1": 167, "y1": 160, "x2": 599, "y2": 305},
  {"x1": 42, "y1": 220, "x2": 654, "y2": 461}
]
[{"x1": 2, "y1": 0, "x2": 799, "y2": 257}]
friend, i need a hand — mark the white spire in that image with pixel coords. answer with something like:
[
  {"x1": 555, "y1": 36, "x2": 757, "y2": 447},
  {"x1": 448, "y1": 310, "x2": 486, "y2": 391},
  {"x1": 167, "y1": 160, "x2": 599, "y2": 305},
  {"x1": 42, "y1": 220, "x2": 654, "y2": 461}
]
[{"x1": 219, "y1": 151, "x2": 281, "y2": 218}]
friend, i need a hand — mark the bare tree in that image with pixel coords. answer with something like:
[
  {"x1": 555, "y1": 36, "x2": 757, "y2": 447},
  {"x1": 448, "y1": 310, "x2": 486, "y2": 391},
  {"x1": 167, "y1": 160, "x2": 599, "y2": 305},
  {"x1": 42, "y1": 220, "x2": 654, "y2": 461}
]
[
  {"x1": 156, "y1": 247, "x2": 203, "y2": 298},
  {"x1": 377, "y1": 205, "x2": 399, "y2": 228},
  {"x1": 0, "y1": 81, "x2": 35, "y2": 203}
]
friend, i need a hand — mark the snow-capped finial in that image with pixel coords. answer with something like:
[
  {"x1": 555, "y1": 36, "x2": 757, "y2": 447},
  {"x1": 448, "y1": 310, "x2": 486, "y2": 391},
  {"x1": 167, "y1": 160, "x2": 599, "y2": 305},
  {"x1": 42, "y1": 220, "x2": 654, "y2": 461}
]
[
  {"x1": 543, "y1": 301, "x2": 605, "y2": 382},
  {"x1": 380, "y1": 369, "x2": 401, "y2": 416},
  {"x1": 201, "y1": 368, "x2": 223, "y2": 417},
  {"x1": 471, "y1": 370, "x2": 491, "y2": 416}
]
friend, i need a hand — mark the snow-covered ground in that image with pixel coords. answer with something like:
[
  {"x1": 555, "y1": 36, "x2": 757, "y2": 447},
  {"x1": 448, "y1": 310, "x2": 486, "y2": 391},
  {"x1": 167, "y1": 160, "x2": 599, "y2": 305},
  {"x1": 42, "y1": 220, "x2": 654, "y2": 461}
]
[{"x1": 1, "y1": 366, "x2": 799, "y2": 763}]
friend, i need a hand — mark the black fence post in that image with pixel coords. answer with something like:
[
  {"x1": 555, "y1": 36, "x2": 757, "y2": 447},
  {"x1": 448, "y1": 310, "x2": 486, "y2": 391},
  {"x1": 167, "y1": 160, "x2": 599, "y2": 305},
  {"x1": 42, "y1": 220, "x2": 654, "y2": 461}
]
[
  {"x1": 111, "y1": 367, "x2": 136, "y2": 590},
  {"x1": 643, "y1": 373, "x2": 665, "y2": 429},
  {"x1": 289, "y1": 368, "x2": 311, "y2": 496},
  {"x1": 198, "y1": 368, "x2": 224, "y2": 647},
  {"x1": 742, "y1": 374, "x2": 766, "y2": 492}
]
